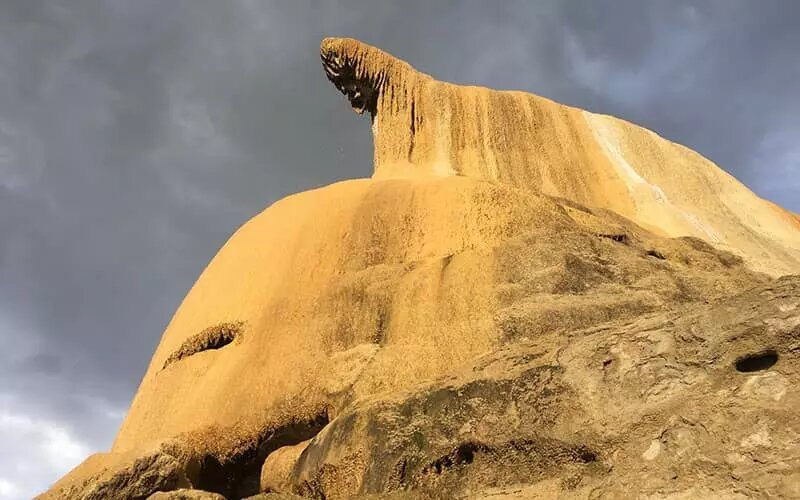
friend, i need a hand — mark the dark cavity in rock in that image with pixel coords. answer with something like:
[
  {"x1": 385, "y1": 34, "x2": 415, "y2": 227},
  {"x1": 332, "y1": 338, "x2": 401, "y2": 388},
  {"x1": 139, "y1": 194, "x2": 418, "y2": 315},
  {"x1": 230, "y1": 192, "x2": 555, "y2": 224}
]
[
  {"x1": 196, "y1": 410, "x2": 330, "y2": 498},
  {"x1": 735, "y1": 350, "x2": 778, "y2": 373},
  {"x1": 163, "y1": 322, "x2": 243, "y2": 369}
]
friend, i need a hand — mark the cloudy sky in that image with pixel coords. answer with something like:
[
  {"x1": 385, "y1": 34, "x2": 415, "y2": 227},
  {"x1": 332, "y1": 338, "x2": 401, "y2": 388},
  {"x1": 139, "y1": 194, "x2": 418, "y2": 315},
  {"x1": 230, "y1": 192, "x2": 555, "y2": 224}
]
[{"x1": 1, "y1": 1, "x2": 798, "y2": 497}]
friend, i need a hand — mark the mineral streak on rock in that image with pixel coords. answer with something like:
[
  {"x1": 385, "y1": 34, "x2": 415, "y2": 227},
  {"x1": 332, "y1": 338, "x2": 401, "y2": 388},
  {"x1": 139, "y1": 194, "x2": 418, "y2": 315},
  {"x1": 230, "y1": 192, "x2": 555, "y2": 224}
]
[{"x1": 321, "y1": 37, "x2": 800, "y2": 276}]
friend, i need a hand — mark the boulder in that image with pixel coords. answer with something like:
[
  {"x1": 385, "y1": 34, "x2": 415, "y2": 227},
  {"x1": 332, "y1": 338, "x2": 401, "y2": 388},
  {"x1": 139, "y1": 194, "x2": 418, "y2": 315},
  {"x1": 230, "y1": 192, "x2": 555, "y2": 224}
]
[{"x1": 260, "y1": 440, "x2": 312, "y2": 494}]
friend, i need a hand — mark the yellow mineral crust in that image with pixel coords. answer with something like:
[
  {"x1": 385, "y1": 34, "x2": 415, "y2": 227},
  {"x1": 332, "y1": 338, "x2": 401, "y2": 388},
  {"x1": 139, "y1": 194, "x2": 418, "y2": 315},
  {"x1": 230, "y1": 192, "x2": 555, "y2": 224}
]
[
  {"x1": 321, "y1": 37, "x2": 800, "y2": 276},
  {"x1": 44, "y1": 37, "x2": 800, "y2": 499}
]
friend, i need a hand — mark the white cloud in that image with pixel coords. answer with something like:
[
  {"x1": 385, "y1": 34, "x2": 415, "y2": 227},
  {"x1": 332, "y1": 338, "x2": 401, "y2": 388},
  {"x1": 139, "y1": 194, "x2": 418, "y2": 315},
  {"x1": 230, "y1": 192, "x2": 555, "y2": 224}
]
[
  {"x1": 0, "y1": 480, "x2": 19, "y2": 499},
  {"x1": 0, "y1": 405, "x2": 91, "y2": 500}
]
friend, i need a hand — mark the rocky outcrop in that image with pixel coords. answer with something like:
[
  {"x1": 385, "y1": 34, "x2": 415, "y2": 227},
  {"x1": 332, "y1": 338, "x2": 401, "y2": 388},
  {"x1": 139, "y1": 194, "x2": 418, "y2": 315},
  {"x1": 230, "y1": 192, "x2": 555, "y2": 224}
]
[
  {"x1": 261, "y1": 440, "x2": 312, "y2": 494},
  {"x1": 108, "y1": 177, "x2": 769, "y2": 469},
  {"x1": 321, "y1": 38, "x2": 800, "y2": 276},
  {"x1": 42, "y1": 38, "x2": 800, "y2": 499},
  {"x1": 38, "y1": 443, "x2": 196, "y2": 500},
  {"x1": 44, "y1": 276, "x2": 799, "y2": 499},
  {"x1": 288, "y1": 276, "x2": 800, "y2": 498}
]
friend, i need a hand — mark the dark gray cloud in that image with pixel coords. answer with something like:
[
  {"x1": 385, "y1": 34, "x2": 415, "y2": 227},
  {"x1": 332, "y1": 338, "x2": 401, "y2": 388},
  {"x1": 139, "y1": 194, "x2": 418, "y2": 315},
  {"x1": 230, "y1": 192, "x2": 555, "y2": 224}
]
[{"x1": 0, "y1": 1, "x2": 797, "y2": 497}]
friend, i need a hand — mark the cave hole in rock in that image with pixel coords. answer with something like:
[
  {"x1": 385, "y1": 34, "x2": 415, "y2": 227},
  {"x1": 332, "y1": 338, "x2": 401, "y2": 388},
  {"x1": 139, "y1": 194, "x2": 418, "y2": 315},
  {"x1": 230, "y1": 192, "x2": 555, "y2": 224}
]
[
  {"x1": 646, "y1": 249, "x2": 666, "y2": 260},
  {"x1": 575, "y1": 447, "x2": 599, "y2": 463},
  {"x1": 195, "y1": 409, "x2": 330, "y2": 498},
  {"x1": 453, "y1": 442, "x2": 482, "y2": 465},
  {"x1": 735, "y1": 350, "x2": 778, "y2": 373},
  {"x1": 427, "y1": 441, "x2": 489, "y2": 474},
  {"x1": 162, "y1": 322, "x2": 243, "y2": 369}
]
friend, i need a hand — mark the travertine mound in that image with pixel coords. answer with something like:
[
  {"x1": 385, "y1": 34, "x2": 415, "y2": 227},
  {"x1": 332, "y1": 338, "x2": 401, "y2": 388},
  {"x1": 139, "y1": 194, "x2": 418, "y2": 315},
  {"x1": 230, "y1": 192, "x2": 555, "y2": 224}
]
[
  {"x1": 41, "y1": 38, "x2": 800, "y2": 499},
  {"x1": 321, "y1": 37, "x2": 800, "y2": 276}
]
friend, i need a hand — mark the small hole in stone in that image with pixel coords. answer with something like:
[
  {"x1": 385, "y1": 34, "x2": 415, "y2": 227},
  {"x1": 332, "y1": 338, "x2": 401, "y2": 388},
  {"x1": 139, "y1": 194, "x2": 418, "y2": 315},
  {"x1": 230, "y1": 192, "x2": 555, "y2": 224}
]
[
  {"x1": 424, "y1": 441, "x2": 487, "y2": 475},
  {"x1": 646, "y1": 250, "x2": 666, "y2": 260},
  {"x1": 735, "y1": 350, "x2": 778, "y2": 373},
  {"x1": 576, "y1": 448, "x2": 599, "y2": 463},
  {"x1": 454, "y1": 442, "x2": 480, "y2": 465},
  {"x1": 597, "y1": 233, "x2": 629, "y2": 244}
]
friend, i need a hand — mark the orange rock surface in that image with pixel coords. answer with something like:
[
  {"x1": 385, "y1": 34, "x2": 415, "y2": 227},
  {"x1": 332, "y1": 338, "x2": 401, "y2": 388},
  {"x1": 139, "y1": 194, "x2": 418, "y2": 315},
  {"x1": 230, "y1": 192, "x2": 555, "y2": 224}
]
[{"x1": 41, "y1": 38, "x2": 800, "y2": 500}]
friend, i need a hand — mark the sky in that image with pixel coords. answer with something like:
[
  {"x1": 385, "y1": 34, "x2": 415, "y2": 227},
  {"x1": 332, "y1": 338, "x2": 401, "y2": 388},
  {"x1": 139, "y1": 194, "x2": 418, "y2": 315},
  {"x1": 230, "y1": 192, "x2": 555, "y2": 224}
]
[{"x1": 0, "y1": 1, "x2": 798, "y2": 497}]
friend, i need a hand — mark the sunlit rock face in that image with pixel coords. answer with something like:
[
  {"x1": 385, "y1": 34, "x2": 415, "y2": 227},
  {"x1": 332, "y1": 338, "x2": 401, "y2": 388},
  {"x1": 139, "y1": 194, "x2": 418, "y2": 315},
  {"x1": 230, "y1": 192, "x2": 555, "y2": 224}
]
[
  {"x1": 322, "y1": 37, "x2": 800, "y2": 277},
  {"x1": 41, "y1": 38, "x2": 800, "y2": 500}
]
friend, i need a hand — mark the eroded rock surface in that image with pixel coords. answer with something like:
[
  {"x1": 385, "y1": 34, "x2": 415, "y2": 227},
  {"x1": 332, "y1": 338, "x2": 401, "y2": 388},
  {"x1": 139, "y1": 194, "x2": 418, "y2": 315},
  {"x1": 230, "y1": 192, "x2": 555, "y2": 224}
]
[
  {"x1": 41, "y1": 38, "x2": 800, "y2": 499},
  {"x1": 320, "y1": 37, "x2": 800, "y2": 276},
  {"x1": 39, "y1": 443, "x2": 196, "y2": 500},
  {"x1": 287, "y1": 277, "x2": 800, "y2": 498},
  {"x1": 148, "y1": 489, "x2": 227, "y2": 500}
]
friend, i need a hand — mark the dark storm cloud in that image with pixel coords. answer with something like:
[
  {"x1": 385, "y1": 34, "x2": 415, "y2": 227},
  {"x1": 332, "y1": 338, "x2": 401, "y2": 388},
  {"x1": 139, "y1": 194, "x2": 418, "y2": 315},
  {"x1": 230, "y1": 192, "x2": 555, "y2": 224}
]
[{"x1": 1, "y1": 1, "x2": 797, "y2": 497}]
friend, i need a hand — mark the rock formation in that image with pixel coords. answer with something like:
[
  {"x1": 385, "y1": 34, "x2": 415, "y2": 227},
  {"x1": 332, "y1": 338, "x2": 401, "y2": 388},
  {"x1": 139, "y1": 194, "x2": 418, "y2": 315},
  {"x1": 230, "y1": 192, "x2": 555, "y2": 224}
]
[
  {"x1": 321, "y1": 37, "x2": 800, "y2": 277},
  {"x1": 41, "y1": 38, "x2": 800, "y2": 499}
]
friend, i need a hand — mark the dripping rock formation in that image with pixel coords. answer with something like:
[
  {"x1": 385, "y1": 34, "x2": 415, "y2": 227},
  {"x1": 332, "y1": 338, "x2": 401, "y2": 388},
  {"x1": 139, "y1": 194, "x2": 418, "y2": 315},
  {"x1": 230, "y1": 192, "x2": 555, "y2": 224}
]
[{"x1": 42, "y1": 38, "x2": 800, "y2": 499}]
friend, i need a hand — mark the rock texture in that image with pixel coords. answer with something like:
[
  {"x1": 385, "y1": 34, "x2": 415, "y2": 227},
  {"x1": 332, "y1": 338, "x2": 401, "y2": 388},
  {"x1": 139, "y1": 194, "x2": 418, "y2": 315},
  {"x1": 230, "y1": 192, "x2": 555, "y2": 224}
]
[
  {"x1": 40, "y1": 442, "x2": 196, "y2": 500},
  {"x1": 291, "y1": 276, "x2": 800, "y2": 498},
  {"x1": 148, "y1": 489, "x2": 227, "y2": 500},
  {"x1": 42, "y1": 38, "x2": 800, "y2": 499},
  {"x1": 261, "y1": 440, "x2": 312, "y2": 494},
  {"x1": 321, "y1": 37, "x2": 800, "y2": 276}
]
